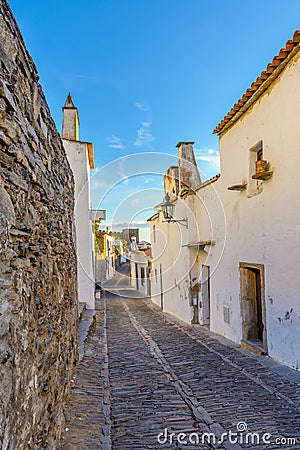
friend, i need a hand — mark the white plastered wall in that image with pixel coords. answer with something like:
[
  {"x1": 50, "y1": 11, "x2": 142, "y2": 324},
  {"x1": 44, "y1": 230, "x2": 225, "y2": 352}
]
[
  {"x1": 63, "y1": 139, "x2": 95, "y2": 309},
  {"x1": 204, "y1": 53, "x2": 300, "y2": 370},
  {"x1": 150, "y1": 53, "x2": 300, "y2": 370}
]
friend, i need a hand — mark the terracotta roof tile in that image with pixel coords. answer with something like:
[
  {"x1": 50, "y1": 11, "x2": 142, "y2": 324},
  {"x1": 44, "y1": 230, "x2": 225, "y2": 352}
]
[
  {"x1": 293, "y1": 32, "x2": 300, "y2": 42},
  {"x1": 213, "y1": 30, "x2": 300, "y2": 135},
  {"x1": 260, "y1": 72, "x2": 268, "y2": 80},
  {"x1": 286, "y1": 42, "x2": 294, "y2": 51}
]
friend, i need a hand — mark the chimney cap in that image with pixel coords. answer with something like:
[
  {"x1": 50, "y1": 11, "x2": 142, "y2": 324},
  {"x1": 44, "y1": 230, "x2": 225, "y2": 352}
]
[
  {"x1": 63, "y1": 92, "x2": 77, "y2": 109},
  {"x1": 176, "y1": 141, "x2": 195, "y2": 148}
]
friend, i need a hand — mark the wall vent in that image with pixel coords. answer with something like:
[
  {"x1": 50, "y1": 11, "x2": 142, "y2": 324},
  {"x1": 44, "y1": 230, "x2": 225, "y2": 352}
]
[{"x1": 223, "y1": 305, "x2": 230, "y2": 324}]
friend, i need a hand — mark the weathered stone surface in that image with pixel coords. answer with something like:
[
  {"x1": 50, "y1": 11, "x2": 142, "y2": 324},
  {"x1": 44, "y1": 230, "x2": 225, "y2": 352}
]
[
  {"x1": 62, "y1": 285, "x2": 300, "y2": 449},
  {"x1": 0, "y1": 1, "x2": 78, "y2": 448}
]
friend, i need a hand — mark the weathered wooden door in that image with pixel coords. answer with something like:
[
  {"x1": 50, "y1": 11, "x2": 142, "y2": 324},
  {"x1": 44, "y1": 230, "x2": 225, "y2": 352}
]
[
  {"x1": 240, "y1": 263, "x2": 266, "y2": 350},
  {"x1": 160, "y1": 264, "x2": 163, "y2": 309}
]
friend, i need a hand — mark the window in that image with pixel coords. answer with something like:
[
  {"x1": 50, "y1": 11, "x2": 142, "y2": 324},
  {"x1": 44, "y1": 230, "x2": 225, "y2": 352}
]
[
  {"x1": 155, "y1": 269, "x2": 158, "y2": 283},
  {"x1": 153, "y1": 225, "x2": 156, "y2": 243},
  {"x1": 257, "y1": 147, "x2": 263, "y2": 162},
  {"x1": 223, "y1": 305, "x2": 230, "y2": 324},
  {"x1": 248, "y1": 140, "x2": 263, "y2": 196}
]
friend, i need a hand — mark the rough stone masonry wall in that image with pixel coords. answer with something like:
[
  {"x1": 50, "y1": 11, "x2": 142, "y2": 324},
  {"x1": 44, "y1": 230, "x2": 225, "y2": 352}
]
[{"x1": 0, "y1": 1, "x2": 78, "y2": 448}]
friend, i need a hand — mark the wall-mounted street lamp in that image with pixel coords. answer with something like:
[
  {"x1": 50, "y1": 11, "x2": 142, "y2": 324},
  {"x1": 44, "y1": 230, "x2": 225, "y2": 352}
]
[{"x1": 161, "y1": 193, "x2": 188, "y2": 228}]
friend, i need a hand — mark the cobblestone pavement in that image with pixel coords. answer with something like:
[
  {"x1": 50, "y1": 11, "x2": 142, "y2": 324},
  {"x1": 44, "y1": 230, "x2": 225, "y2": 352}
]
[
  {"x1": 60, "y1": 301, "x2": 108, "y2": 449},
  {"x1": 61, "y1": 282, "x2": 300, "y2": 449}
]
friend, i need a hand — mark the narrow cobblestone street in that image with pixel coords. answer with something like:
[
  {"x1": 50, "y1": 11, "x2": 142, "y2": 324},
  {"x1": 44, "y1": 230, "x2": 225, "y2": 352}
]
[{"x1": 61, "y1": 267, "x2": 300, "y2": 450}]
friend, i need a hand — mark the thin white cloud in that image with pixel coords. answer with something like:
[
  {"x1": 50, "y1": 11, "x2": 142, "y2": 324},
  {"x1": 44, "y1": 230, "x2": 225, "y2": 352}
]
[
  {"x1": 101, "y1": 220, "x2": 150, "y2": 229},
  {"x1": 106, "y1": 135, "x2": 125, "y2": 150},
  {"x1": 194, "y1": 148, "x2": 220, "y2": 170},
  {"x1": 118, "y1": 159, "x2": 129, "y2": 184},
  {"x1": 140, "y1": 175, "x2": 154, "y2": 185},
  {"x1": 91, "y1": 178, "x2": 106, "y2": 190},
  {"x1": 135, "y1": 101, "x2": 149, "y2": 112},
  {"x1": 134, "y1": 121, "x2": 154, "y2": 147},
  {"x1": 121, "y1": 177, "x2": 129, "y2": 185},
  {"x1": 74, "y1": 74, "x2": 98, "y2": 81},
  {"x1": 131, "y1": 198, "x2": 141, "y2": 207}
]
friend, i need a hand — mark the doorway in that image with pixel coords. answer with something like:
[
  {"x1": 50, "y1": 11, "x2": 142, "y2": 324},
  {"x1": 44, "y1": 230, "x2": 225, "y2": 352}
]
[
  {"x1": 199, "y1": 265, "x2": 210, "y2": 327},
  {"x1": 135, "y1": 263, "x2": 139, "y2": 290},
  {"x1": 240, "y1": 263, "x2": 267, "y2": 352},
  {"x1": 159, "y1": 264, "x2": 163, "y2": 309}
]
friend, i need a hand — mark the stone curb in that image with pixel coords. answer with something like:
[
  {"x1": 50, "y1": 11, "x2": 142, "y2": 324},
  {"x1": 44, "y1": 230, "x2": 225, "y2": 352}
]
[{"x1": 78, "y1": 308, "x2": 96, "y2": 361}]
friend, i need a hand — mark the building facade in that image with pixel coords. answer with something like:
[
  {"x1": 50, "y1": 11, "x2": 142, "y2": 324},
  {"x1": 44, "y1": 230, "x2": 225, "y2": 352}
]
[
  {"x1": 149, "y1": 31, "x2": 300, "y2": 371},
  {"x1": 94, "y1": 230, "x2": 116, "y2": 282},
  {"x1": 119, "y1": 228, "x2": 140, "y2": 246},
  {"x1": 62, "y1": 94, "x2": 95, "y2": 309},
  {"x1": 130, "y1": 249, "x2": 151, "y2": 297}
]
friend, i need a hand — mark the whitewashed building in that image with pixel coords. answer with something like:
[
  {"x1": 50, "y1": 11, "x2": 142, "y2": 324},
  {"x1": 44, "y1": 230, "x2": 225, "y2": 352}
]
[
  {"x1": 62, "y1": 94, "x2": 96, "y2": 309},
  {"x1": 130, "y1": 249, "x2": 151, "y2": 297},
  {"x1": 105, "y1": 233, "x2": 116, "y2": 280},
  {"x1": 149, "y1": 31, "x2": 300, "y2": 371}
]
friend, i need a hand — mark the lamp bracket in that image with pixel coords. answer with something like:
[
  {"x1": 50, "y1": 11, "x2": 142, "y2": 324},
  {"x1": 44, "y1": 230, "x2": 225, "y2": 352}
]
[{"x1": 162, "y1": 217, "x2": 188, "y2": 229}]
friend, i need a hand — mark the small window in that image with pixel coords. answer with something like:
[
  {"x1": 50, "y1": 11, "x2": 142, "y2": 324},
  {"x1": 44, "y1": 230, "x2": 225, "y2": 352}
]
[
  {"x1": 153, "y1": 225, "x2": 156, "y2": 243},
  {"x1": 257, "y1": 147, "x2": 263, "y2": 162},
  {"x1": 155, "y1": 269, "x2": 158, "y2": 283},
  {"x1": 223, "y1": 305, "x2": 230, "y2": 324},
  {"x1": 248, "y1": 140, "x2": 263, "y2": 197}
]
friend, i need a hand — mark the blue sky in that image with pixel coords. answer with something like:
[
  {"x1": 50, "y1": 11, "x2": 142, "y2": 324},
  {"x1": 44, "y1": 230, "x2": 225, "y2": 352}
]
[{"x1": 9, "y1": 0, "x2": 300, "y2": 239}]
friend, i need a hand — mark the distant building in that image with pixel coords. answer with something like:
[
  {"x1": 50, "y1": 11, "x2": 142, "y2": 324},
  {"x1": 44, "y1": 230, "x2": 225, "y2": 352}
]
[
  {"x1": 137, "y1": 241, "x2": 152, "y2": 257},
  {"x1": 130, "y1": 249, "x2": 151, "y2": 297},
  {"x1": 94, "y1": 230, "x2": 116, "y2": 282},
  {"x1": 137, "y1": 241, "x2": 151, "y2": 249},
  {"x1": 114, "y1": 239, "x2": 124, "y2": 267},
  {"x1": 130, "y1": 236, "x2": 138, "y2": 252},
  {"x1": 119, "y1": 228, "x2": 139, "y2": 246}
]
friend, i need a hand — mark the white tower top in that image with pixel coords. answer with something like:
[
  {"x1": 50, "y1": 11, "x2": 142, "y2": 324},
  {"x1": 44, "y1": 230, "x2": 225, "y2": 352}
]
[{"x1": 62, "y1": 93, "x2": 80, "y2": 141}]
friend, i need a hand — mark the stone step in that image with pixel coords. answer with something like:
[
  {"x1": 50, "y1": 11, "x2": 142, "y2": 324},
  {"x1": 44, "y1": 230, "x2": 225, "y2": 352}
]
[
  {"x1": 78, "y1": 301, "x2": 86, "y2": 321},
  {"x1": 78, "y1": 307, "x2": 96, "y2": 361}
]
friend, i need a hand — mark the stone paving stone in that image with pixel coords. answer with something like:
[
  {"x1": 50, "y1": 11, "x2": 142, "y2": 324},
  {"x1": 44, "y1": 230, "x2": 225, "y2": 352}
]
[
  {"x1": 127, "y1": 299, "x2": 300, "y2": 449},
  {"x1": 60, "y1": 290, "x2": 300, "y2": 449},
  {"x1": 60, "y1": 302, "x2": 107, "y2": 450},
  {"x1": 106, "y1": 296, "x2": 210, "y2": 449}
]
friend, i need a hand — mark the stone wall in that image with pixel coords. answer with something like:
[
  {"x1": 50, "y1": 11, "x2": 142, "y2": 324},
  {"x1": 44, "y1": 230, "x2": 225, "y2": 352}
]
[{"x1": 0, "y1": 1, "x2": 78, "y2": 448}]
